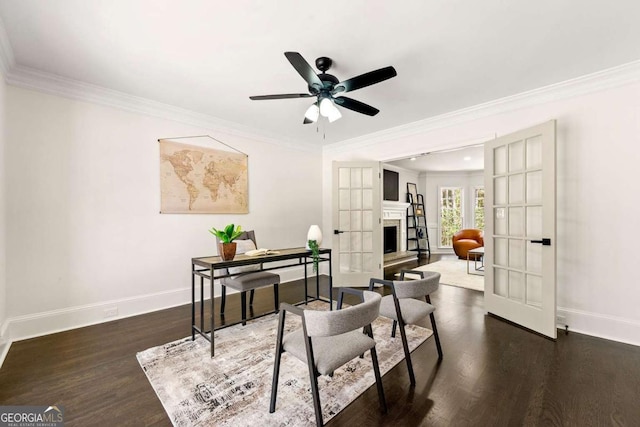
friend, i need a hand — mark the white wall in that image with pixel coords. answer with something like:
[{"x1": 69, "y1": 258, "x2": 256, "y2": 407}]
[
  {"x1": 323, "y1": 81, "x2": 640, "y2": 346},
  {"x1": 4, "y1": 86, "x2": 322, "y2": 340},
  {"x1": 422, "y1": 170, "x2": 483, "y2": 253}
]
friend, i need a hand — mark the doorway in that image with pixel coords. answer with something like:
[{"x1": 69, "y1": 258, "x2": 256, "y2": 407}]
[{"x1": 386, "y1": 144, "x2": 484, "y2": 253}]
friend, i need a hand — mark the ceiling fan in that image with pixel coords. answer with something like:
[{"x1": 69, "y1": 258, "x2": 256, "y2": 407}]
[{"x1": 249, "y1": 52, "x2": 397, "y2": 124}]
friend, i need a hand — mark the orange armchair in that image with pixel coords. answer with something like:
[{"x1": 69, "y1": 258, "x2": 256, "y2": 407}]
[{"x1": 452, "y1": 229, "x2": 484, "y2": 259}]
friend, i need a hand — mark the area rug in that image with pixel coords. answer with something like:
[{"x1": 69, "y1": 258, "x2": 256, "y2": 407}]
[
  {"x1": 137, "y1": 301, "x2": 432, "y2": 426},
  {"x1": 398, "y1": 258, "x2": 484, "y2": 291}
]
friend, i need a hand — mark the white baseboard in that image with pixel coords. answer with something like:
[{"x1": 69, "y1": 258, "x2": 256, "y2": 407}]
[
  {"x1": 4, "y1": 266, "x2": 636, "y2": 371},
  {"x1": 557, "y1": 306, "x2": 640, "y2": 347},
  {"x1": 0, "y1": 339, "x2": 10, "y2": 369},
  {"x1": 2, "y1": 265, "x2": 314, "y2": 345},
  {"x1": 0, "y1": 318, "x2": 11, "y2": 369}
]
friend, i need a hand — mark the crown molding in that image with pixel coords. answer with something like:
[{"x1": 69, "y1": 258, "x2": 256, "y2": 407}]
[
  {"x1": 324, "y1": 60, "x2": 640, "y2": 154},
  {"x1": 2, "y1": 6, "x2": 639, "y2": 156},
  {"x1": 4, "y1": 65, "x2": 320, "y2": 153}
]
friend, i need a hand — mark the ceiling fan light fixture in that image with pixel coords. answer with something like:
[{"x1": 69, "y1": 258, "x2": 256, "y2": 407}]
[
  {"x1": 327, "y1": 105, "x2": 342, "y2": 122},
  {"x1": 304, "y1": 103, "x2": 320, "y2": 122},
  {"x1": 319, "y1": 97, "x2": 341, "y2": 122},
  {"x1": 319, "y1": 97, "x2": 334, "y2": 117},
  {"x1": 250, "y1": 52, "x2": 397, "y2": 125}
]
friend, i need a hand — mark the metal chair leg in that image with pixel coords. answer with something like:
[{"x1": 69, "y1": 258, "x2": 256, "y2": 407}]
[
  {"x1": 220, "y1": 285, "x2": 227, "y2": 315},
  {"x1": 274, "y1": 283, "x2": 279, "y2": 313},
  {"x1": 425, "y1": 295, "x2": 443, "y2": 360},
  {"x1": 249, "y1": 289, "x2": 255, "y2": 306},
  {"x1": 270, "y1": 310, "x2": 286, "y2": 413},
  {"x1": 430, "y1": 313, "x2": 443, "y2": 360},
  {"x1": 391, "y1": 320, "x2": 397, "y2": 338},
  {"x1": 241, "y1": 291, "x2": 247, "y2": 326},
  {"x1": 309, "y1": 369, "x2": 323, "y2": 427},
  {"x1": 301, "y1": 335, "x2": 323, "y2": 427},
  {"x1": 397, "y1": 319, "x2": 416, "y2": 385},
  {"x1": 370, "y1": 345, "x2": 387, "y2": 414}
]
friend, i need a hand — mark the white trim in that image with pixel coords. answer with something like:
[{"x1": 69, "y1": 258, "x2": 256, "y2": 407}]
[
  {"x1": 0, "y1": 317, "x2": 8, "y2": 339},
  {"x1": 0, "y1": 318, "x2": 12, "y2": 368},
  {"x1": 383, "y1": 201, "x2": 410, "y2": 252},
  {"x1": 557, "y1": 307, "x2": 640, "y2": 348},
  {"x1": 4, "y1": 65, "x2": 319, "y2": 154},
  {"x1": 324, "y1": 60, "x2": 640, "y2": 154},
  {"x1": 1, "y1": 11, "x2": 638, "y2": 157},
  {"x1": 6, "y1": 287, "x2": 192, "y2": 342},
  {"x1": 0, "y1": 340, "x2": 11, "y2": 370},
  {"x1": 472, "y1": 185, "x2": 485, "y2": 230},
  {"x1": 2, "y1": 266, "x2": 318, "y2": 344},
  {"x1": 438, "y1": 186, "x2": 464, "y2": 249}
]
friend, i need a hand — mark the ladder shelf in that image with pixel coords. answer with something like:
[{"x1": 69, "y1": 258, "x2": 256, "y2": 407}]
[{"x1": 406, "y1": 190, "x2": 431, "y2": 257}]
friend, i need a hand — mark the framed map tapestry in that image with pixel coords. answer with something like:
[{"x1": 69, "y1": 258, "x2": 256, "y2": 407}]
[{"x1": 159, "y1": 139, "x2": 248, "y2": 213}]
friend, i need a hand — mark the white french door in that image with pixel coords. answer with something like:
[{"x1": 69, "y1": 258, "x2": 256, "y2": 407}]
[
  {"x1": 332, "y1": 161, "x2": 383, "y2": 286},
  {"x1": 484, "y1": 121, "x2": 557, "y2": 339}
]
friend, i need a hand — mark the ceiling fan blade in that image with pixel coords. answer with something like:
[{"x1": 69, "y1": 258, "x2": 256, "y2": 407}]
[
  {"x1": 333, "y1": 96, "x2": 380, "y2": 116},
  {"x1": 284, "y1": 52, "x2": 323, "y2": 91},
  {"x1": 333, "y1": 66, "x2": 397, "y2": 94},
  {"x1": 249, "y1": 93, "x2": 314, "y2": 100}
]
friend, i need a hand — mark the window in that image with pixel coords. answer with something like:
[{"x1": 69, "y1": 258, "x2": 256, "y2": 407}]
[
  {"x1": 439, "y1": 187, "x2": 463, "y2": 247},
  {"x1": 474, "y1": 187, "x2": 485, "y2": 230}
]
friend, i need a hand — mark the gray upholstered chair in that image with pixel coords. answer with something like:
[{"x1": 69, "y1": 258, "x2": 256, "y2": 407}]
[
  {"x1": 270, "y1": 289, "x2": 386, "y2": 427},
  {"x1": 216, "y1": 230, "x2": 280, "y2": 326},
  {"x1": 369, "y1": 270, "x2": 442, "y2": 385}
]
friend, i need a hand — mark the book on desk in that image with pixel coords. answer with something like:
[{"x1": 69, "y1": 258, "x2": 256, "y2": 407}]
[{"x1": 244, "y1": 248, "x2": 280, "y2": 256}]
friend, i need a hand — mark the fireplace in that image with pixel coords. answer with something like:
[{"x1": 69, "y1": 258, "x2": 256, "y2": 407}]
[
  {"x1": 382, "y1": 201, "x2": 409, "y2": 254},
  {"x1": 384, "y1": 226, "x2": 398, "y2": 254}
]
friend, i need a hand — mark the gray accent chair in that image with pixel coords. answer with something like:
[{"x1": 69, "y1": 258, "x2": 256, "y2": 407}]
[
  {"x1": 216, "y1": 230, "x2": 280, "y2": 326},
  {"x1": 369, "y1": 270, "x2": 442, "y2": 385},
  {"x1": 270, "y1": 289, "x2": 386, "y2": 427}
]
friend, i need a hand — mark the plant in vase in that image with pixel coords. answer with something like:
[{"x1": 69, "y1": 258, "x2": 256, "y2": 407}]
[
  {"x1": 306, "y1": 224, "x2": 323, "y2": 273},
  {"x1": 209, "y1": 224, "x2": 243, "y2": 261},
  {"x1": 308, "y1": 239, "x2": 320, "y2": 273}
]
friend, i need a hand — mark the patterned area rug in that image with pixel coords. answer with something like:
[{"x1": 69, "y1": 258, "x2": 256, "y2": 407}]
[
  {"x1": 398, "y1": 258, "x2": 484, "y2": 291},
  {"x1": 137, "y1": 301, "x2": 432, "y2": 426}
]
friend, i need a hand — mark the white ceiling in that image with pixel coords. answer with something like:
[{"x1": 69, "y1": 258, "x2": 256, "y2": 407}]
[
  {"x1": 1, "y1": 1, "x2": 640, "y2": 146},
  {"x1": 388, "y1": 144, "x2": 485, "y2": 172}
]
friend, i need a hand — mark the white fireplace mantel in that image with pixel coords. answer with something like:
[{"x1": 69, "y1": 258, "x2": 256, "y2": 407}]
[
  {"x1": 383, "y1": 201, "x2": 410, "y2": 252},
  {"x1": 382, "y1": 201, "x2": 410, "y2": 219}
]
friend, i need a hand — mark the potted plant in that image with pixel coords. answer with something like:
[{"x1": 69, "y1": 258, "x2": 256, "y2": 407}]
[
  {"x1": 209, "y1": 224, "x2": 243, "y2": 261},
  {"x1": 308, "y1": 239, "x2": 320, "y2": 273}
]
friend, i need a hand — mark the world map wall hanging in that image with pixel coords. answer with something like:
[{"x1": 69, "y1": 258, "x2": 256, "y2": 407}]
[{"x1": 159, "y1": 136, "x2": 248, "y2": 214}]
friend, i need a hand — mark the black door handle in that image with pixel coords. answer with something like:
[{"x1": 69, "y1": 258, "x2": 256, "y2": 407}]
[
  {"x1": 530, "y1": 238, "x2": 551, "y2": 246},
  {"x1": 333, "y1": 229, "x2": 345, "y2": 234}
]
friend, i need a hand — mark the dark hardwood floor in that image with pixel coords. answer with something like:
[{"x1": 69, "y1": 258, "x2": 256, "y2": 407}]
[{"x1": 2, "y1": 255, "x2": 639, "y2": 426}]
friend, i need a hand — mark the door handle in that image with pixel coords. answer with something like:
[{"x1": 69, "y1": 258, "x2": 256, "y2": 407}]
[
  {"x1": 530, "y1": 238, "x2": 551, "y2": 246},
  {"x1": 333, "y1": 229, "x2": 345, "y2": 234}
]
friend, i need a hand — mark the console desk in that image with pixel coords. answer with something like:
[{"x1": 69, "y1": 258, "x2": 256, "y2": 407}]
[{"x1": 191, "y1": 247, "x2": 332, "y2": 357}]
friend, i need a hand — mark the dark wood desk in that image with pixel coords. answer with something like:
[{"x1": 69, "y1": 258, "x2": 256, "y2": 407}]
[{"x1": 191, "y1": 247, "x2": 332, "y2": 357}]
